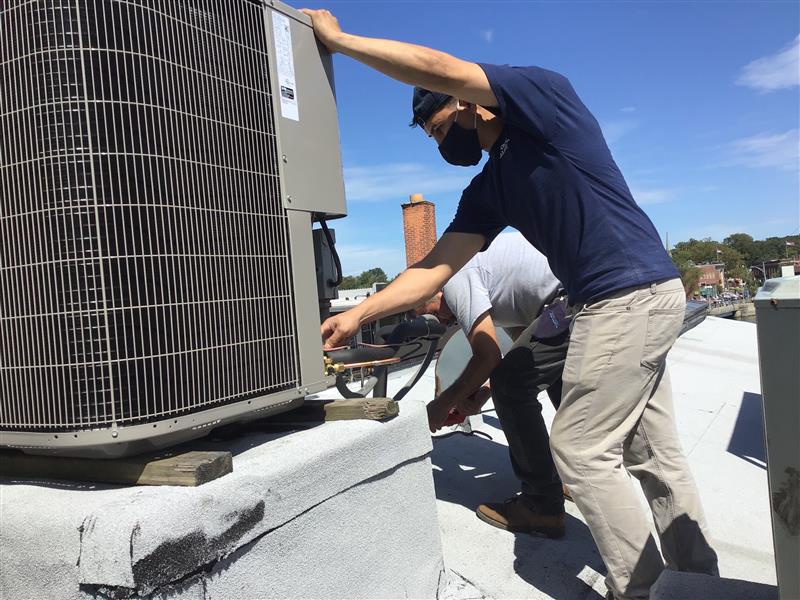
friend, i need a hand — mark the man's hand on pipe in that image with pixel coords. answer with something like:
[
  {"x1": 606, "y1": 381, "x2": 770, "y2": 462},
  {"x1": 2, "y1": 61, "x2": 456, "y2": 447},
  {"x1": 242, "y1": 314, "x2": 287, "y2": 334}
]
[
  {"x1": 321, "y1": 310, "x2": 361, "y2": 349},
  {"x1": 455, "y1": 385, "x2": 492, "y2": 415}
]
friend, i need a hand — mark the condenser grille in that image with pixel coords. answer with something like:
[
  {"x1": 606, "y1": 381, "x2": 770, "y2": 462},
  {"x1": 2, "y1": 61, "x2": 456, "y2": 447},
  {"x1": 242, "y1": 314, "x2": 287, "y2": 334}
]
[{"x1": 0, "y1": 0, "x2": 300, "y2": 431}]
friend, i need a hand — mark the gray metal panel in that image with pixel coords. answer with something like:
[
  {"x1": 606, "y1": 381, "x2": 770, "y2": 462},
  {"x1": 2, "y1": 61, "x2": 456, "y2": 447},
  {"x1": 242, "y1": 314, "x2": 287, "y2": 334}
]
[
  {"x1": 263, "y1": 4, "x2": 347, "y2": 218},
  {"x1": 754, "y1": 275, "x2": 800, "y2": 600},
  {"x1": 287, "y1": 210, "x2": 331, "y2": 391},
  {"x1": 1, "y1": 0, "x2": 302, "y2": 434}
]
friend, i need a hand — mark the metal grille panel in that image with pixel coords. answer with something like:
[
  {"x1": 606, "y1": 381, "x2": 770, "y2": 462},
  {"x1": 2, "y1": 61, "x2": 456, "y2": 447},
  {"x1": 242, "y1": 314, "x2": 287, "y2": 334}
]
[{"x1": 1, "y1": 0, "x2": 300, "y2": 431}]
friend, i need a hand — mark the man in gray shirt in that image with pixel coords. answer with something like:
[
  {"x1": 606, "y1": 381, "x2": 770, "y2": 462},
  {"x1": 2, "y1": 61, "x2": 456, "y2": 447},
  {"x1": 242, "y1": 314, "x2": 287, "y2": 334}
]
[{"x1": 417, "y1": 231, "x2": 571, "y2": 538}]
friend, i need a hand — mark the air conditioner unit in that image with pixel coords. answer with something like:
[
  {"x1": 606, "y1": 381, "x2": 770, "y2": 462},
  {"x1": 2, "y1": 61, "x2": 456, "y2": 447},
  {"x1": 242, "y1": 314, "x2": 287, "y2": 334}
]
[{"x1": 0, "y1": 0, "x2": 346, "y2": 457}]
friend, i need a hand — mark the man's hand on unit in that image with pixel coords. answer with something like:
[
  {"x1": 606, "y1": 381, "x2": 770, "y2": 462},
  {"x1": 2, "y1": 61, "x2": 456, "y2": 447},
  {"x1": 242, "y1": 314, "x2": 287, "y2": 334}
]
[{"x1": 299, "y1": 9, "x2": 344, "y2": 53}]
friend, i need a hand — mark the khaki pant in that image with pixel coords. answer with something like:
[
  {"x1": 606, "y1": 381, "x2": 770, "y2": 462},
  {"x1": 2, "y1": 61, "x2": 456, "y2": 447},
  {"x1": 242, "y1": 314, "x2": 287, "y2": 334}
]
[{"x1": 550, "y1": 278, "x2": 718, "y2": 599}]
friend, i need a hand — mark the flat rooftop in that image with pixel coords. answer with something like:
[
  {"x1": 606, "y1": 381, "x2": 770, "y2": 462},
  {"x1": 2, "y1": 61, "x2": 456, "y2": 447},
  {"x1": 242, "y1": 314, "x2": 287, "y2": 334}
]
[
  {"x1": 373, "y1": 316, "x2": 776, "y2": 599},
  {"x1": 0, "y1": 315, "x2": 777, "y2": 599}
]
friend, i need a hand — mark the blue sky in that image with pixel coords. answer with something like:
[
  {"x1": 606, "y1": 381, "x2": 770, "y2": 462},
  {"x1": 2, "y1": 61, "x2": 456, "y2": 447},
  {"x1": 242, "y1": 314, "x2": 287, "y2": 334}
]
[{"x1": 289, "y1": 1, "x2": 799, "y2": 278}]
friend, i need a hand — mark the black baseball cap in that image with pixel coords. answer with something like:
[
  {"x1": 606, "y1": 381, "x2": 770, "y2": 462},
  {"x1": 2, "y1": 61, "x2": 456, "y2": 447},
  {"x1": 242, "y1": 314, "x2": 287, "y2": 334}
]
[{"x1": 410, "y1": 87, "x2": 451, "y2": 128}]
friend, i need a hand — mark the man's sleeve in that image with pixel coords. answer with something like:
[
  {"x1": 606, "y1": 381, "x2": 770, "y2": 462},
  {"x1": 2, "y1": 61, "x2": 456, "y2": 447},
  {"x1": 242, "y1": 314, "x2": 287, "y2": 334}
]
[
  {"x1": 443, "y1": 268, "x2": 492, "y2": 337},
  {"x1": 444, "y1": 173, "x2": 506, "y2": 251},
  {"x1": 479, "y1": 63, "x2": 562, "y2": 141}
]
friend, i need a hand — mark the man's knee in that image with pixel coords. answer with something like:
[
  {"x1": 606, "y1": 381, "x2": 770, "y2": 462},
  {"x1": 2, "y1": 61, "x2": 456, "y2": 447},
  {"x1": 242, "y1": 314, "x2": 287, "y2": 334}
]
[
  {"x1": 548, "y1": 416, "x2": 585, "y2": 474},
  {"x1": 549, "y1": 421, "x2": 569, "y2": 462},
  {"x1": 489, "y1": 347, "x2": 533, "y2": 405}
]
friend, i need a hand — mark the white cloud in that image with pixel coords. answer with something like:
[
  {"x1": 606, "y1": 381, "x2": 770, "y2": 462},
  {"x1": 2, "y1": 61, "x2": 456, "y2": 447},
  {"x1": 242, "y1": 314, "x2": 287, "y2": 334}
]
[
  {"x1": 629, "y1": 186, "x2": 677, "y2": 206},
  {"x1": 599, "y1": 119, "x2": 638, "y2": 144},
  {"x1": 723, "y1": 129, "x2": 799, "y2": 171},
  {"x1": 343, "y1": 162, "x2": 472, "y2": 203},
  {"x1": 480, "y1": 29, "x2": 495, "y2": 44},
  {"x1": 629, "y1": 182, "x2": 721, "y2": 206},
  {"x1": 736, "y1": 35, "x2": 800, "y2": 93},
  {"x1": 620, "y1": 106, "x2": 637, "y2": 113}
]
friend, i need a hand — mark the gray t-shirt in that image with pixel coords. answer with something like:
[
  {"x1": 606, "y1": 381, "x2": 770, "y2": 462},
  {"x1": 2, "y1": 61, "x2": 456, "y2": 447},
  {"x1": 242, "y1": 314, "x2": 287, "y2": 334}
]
[{"x1": 443, "y1": 231, "x2": 561, "y2": 336}]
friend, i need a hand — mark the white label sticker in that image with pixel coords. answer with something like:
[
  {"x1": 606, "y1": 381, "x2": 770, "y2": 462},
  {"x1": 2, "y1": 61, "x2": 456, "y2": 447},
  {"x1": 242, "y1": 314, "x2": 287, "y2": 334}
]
[{"x1": 272, "y1": 12, "x2": 299, "y2": 121}]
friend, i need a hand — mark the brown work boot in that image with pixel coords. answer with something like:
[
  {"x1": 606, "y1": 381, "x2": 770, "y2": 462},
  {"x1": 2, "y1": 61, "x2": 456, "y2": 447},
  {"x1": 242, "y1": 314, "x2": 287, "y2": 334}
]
[{"x1": 476, "y1": 495, "x2": 565, "y2": 538}]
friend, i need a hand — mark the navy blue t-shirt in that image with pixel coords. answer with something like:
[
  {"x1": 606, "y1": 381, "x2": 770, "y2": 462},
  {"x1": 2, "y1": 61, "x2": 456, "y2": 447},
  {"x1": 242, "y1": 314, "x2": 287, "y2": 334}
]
[{"x1": 444, "y1": 64, "x2": 678, "y2": 305}]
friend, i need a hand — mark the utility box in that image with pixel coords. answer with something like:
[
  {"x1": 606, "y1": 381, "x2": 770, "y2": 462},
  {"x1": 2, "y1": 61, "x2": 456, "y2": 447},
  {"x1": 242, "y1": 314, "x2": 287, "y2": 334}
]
[{"x1": 754, "y1": 276, "x2": 800, "y2": 600}]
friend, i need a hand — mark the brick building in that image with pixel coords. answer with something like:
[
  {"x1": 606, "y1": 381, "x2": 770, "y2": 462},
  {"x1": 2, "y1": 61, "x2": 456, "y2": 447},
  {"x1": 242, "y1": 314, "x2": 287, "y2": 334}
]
[
  {"x1": 751, "y1": 258, "x2": 800, "y2": 282},
  {"x1": 698, "y1": 263, "x2": 725, "y2": 287}
]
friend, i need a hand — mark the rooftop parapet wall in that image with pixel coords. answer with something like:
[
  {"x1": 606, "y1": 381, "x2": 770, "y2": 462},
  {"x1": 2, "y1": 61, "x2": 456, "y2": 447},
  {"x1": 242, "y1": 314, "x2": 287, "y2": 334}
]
[{"x1": 0, "y1": 397, "x2": 443, "y2": 599}]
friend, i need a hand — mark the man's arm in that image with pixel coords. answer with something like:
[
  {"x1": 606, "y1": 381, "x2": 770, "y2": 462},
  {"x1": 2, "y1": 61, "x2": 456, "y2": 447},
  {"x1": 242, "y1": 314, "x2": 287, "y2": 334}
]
[
  {"x1": 321, "y1": 232, "x2": 484, "y2": 348},
  {"x1": 299, "y1": 8, "x2": 498, "y2": 108},
  {"x1": 427, "y1": 310, "x2": 502, "y2": 430}
]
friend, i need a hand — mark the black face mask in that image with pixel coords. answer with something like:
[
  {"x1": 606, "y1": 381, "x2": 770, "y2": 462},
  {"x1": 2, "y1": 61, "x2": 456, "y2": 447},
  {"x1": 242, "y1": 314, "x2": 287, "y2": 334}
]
[{"x1": 438, "y1": 110, "x2": 482, "y2": 166}]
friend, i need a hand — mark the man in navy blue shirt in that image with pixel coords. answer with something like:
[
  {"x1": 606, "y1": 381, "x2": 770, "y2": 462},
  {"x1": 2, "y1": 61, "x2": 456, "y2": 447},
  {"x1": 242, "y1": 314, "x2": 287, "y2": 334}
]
[{"x1": 302, "y1": 8, "x2": 718, "y2": 599}]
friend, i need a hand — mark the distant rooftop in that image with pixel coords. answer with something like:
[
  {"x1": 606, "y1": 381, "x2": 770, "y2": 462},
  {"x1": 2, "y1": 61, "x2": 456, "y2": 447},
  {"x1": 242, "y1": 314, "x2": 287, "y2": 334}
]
[{"x1": 331, "y1": 283, "x2": 387, "y2": 310}]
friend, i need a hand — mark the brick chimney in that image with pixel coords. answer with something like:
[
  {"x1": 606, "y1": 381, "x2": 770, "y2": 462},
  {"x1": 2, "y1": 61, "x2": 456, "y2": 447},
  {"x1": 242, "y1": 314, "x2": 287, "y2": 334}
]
[{"x1": 401, "y1": 193, "x2": 437, "y2": 267}]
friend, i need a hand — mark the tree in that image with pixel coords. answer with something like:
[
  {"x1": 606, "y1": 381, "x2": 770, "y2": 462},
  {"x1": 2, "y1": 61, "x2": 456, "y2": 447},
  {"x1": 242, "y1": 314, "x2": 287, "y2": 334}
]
[
  {"x1": 355, "y1": 268, "x2": 388, "y2": 288},
  {"x1": 671, "y1": 238, "x2": 744, "y2": 274},
  {"x1": 723, "y1": 233, "x2": 757, "y2": 265},
  {"x1": 753, "y1": 237, "x2": 785, "y2": 263},
  {"x1": 726, "y1": 264, "x2": 750, "y2": 281},
  {"x1": 670, "y1": 232, "x2": 797, "y2": 290},
  {"x1": 679, "y1": 263, "x2": 702, "y2": 296},
  {"x1": 339, "y1": 274, "x2": 359, "y2": 289},
  {"x1": 742, "y1": 272, "x2": 759, "y2": 295},
  {"x1": 339, "y1": 267, "x2": 390, "y2": 290},
  {"x1": 670, "y1": 250, "x2": 701, "y2": 296}
]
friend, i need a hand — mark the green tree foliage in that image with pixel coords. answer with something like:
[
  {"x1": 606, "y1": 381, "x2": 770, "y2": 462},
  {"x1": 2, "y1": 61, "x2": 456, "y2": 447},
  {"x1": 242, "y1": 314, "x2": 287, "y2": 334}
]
[
  {"x1": 339, "y1": 267, "x2": 390, "y2": 290},
  {"x1": 723, "y1": 233, "x2": 758, "y2": 265},
  {"x1": 757, "y1": 236, "x2": 800, "y2": 262},
  {"x1": 339, "y1": 275, "x2": 358, "y2": 289},
  {"x1": 675, "y1": 259, "x2": 702, "y2": 295},
  {"x1": 671, "y1": 238, "x2": 743, "y2": 273},
  {"x1": 723, "y1": 233, "x2": 800, "y2": 263},
  {"x1": 671, "y1": 232, "x2": 798, "y2": 294},
  {"x1": 670, "y1": 246, "x2": 702, "y2": 295}
]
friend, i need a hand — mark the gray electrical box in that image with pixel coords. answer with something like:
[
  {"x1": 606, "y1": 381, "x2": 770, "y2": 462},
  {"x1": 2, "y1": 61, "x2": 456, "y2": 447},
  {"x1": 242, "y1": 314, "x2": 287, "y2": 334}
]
[{"x1": 754, "y1": 276, "x2": 800, "y2": 600}]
